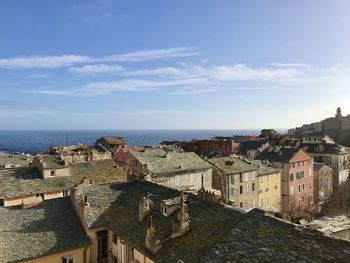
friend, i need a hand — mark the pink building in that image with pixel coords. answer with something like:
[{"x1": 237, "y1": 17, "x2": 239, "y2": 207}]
[{"x1": 258, "y1": 148, "x2": 314, "y2": 215}]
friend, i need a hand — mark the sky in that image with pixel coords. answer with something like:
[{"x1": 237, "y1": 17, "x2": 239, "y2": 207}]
[{"x1": 1, "y1": 0, "x2": 350, "y2": 130}]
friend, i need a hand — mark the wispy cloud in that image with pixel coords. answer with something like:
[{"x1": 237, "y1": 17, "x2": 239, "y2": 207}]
[
  {"x1": 0, "y1": 47, "x2": 198, "y2": 69},
  {"x1": 268, "y1": 63, "x2": 310, "y2": 68},
  {"x1": 69, "y1": 64, "x2": 124, "y2": 74}
]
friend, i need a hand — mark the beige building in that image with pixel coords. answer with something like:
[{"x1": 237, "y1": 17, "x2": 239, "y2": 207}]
[
  {"x1": 314, "y1": 163, "x2": 333, "y2": 205},
  {"x1": 124, "y1": 148, "x2": 213, "y2": 192},
  {"x1": 210, "y1": 157, "x2": 281, "y2": 211}
]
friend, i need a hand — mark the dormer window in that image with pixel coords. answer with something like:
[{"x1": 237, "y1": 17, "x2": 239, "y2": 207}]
[{"x1": 49, "y1": 170, "x2": 55, "y2": 177}]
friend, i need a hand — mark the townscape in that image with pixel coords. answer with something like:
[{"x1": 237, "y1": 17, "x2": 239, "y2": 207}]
[{"x1": 1, "y1": 108, "x2": 350, "y2": 263}]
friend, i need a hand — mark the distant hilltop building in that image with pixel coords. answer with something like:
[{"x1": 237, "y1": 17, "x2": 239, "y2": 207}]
[{"x1": 289, "y1": 107, "x2": 350, "y2": 136}]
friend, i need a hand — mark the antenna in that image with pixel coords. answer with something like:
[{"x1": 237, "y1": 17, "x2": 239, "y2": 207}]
[{"x1": 324, "y1": 111, "x2": 336, "y2": 116}]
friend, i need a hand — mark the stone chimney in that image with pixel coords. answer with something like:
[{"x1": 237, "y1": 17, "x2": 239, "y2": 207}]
[
  {"x1": 139, "y1": 193, "x2": 153, "y2": 222},
  {"x1": 172, "y1": 191, "x2": 190, "y2": 238},
  {"x1": 145, "y1": 216, "x2": 161, "y2": 254},
  {"x1": 79, "y1": 195, "x2": 91, "y2": 218}
]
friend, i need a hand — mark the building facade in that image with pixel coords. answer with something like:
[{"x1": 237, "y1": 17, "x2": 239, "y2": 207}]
[{"x1": 313, "y1": 163, "x2": 333, "y2": 205}]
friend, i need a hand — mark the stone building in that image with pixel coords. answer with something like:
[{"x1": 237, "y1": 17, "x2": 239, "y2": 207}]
[
  {"x1": 113, "y1": 146, "x2": 145, "y2": 166},
  {"x1": 123, "y1": 148, "x2": 213, "y2": 192},
  {"x1": 31, "y1": 155, "x2": 71, "y2": 179},
  {"x1": 95, "y1": 136, "x2": 125, "y2": 153},
  {"x1": 257, "y1": 148, "x2": 314, "y2": 216},
  {"x1": 210, "y1": 157, "x2": 281, "y2": 211},
  {"x1": 302, "y1": 143, "x2": 350, "y2": 191},
  {"x1": 313, "y1": 163, "x2": 333, "y2": 205}
]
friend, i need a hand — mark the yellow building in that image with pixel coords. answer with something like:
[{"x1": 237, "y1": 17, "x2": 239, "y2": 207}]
[
  {"x1": 0, "y1": 197, "x2": 91, "y2": 263},
  {"x1": 257, "y1": 165, "x2": 281, "y2": 212}
]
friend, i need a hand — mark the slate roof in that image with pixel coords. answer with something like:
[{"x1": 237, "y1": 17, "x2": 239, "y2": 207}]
[
  {"x1": 40, "y1": 155, "x2": 67, "y2": 169},
  {"x1": 209, "y1": 157, "x2": 257, "y2": 174},
  {"x1": 130, "y1": 149, "x2": 211, "y2": 174},
  {"x1": 0, "y1": 160, "x2": 127, "y2": 199},
  {"x1": 257, "y1": 147, "x2": 300, "y2": 163},
  {"x1": 301, "y1": 143, "x2": 350, "y2": 155},
  {"x1": 0, "y1": 168, "x2": 74, "y2": 198},
  {"x1": 0, "y1": 154, "x2": 33, "y2": 168},
  {"x1": 238, "y1": 140, "x2": 268, "y2": 155},
  {"x1": 77, "y1": 181, "x2": 350, "y2": 263},
  {"x1": 0, "y1": 197, "x2": 91, "y2": 263}
]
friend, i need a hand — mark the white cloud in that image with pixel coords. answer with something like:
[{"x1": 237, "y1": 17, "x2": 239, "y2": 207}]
[
  {"x1": 0, "y1": 55, "x2": 90, "y2": 69},
  {"x1": 268, "y1": 63, "x2": 310, "y2": 68},
  {"x1": 0, "y1": 47, "x2": 197, "y2": 69},
  {"x1": 69, "y1": 64, "x2": 124, "y2": 74}
]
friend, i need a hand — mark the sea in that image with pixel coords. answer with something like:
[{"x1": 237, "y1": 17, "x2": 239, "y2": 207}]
[{"x1": 0, "y1": 129, "x2": 261, "y2": 154}]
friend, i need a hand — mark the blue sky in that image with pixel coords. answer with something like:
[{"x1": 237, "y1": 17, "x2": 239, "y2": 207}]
[{"x1": 0, "y1": 0, "x2": 350, "y2": 129}]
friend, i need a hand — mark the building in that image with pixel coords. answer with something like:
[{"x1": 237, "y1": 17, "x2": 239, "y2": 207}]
[
  {"x1": 0, "y1": 197, "x2": 91, "y2": 263},
  {"x1": 237, "y1": 139, "x2": 269, "y2": 159},
  {"x1": 178, "y1": 138, "x2": 239, "y2": 157},
  {"x1": 314, "y1": 163, "x2": 333, "y2": 205},
  {"x1": 210, "y1": 157, "x2": 281, "y2": 211},
  {"x1": 31, "y1": 155, "x2": 71, "y2": 179},
  {"x1": 260, "y1": 129, "x2": 278, "y2": 138},
  {"x1": 302, "y1": 143, "x2": 350, "y2": 191},
  {"x1": 95, "y1": 136, "x2": 125, "y2": 153},
  {"x1": 68, "y1": 180, "x2": 350, "y2": 263},
  {"x1": 113, "y1": 146, "x2": 145, "y2": 166},
  {"x1": 257, "y1": 148, "x2": 314, "y2": 216},
  {"x1": 0, "y1": 159, "x2": 127, "y2": 207},
  {"x1": 322, "y1": 107, "x2": 342, "y2": 132},
  {"x1": 302, "y1": 134, "x2": 335, "y2": 144},
  {"x1": 124, "y1": 148, "x2": 213, "y2": 192}
]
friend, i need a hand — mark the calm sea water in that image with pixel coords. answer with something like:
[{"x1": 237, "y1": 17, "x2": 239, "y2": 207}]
[{"x1": 0, "y1": 130, "x2": 261, "y2": 154}]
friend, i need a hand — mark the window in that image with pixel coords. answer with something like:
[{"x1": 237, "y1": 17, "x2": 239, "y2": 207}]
[
  {"x1": 302, "y1": 196, "x2": 305, "y2": 203},
  {"x1": 239, "y1": 173, "x2": 243, "y2": 183},
  {"x1": 309, "y1": 182, "x2": 312, "y2": 189},
  {"x1": 302, "y1": 184, "x2": 305, "y2": 190},
  {"x1": 49, "y1": 170, "x2": 55, "y2": 177},
  {"x1": 62, "y1": 190, "x2": 69, "y2": 197},
  {"x1": 0, "y1": 199, "x2": 3, "y2": 207},
  {"x1": 97, "y1": 230, "x2": 108, "y2": 262},
  {"x1": 239, "y1": 185, "x2": 243, "y2": 194},
  {"x1": 62, "y1": 256, "x2": 74, "y2": 263},
  {"x1": 239, "y1": 202, "x2": 243, "y2": 208},
  {"x1": 230, "y1": 188, "x2": 235, "y2": 197},
  {"x1": 252, "y1": 183, "x2": 255, "y2": 191},
  {"x1": 290, "y1": 174, "x2": 294, "y2": 181},
  {"x1": 298, "y1": 185, "x2": 301, "y2": 192},
  {"x1": 307, "y1": 196, "x2": 310, "y2": 204}
]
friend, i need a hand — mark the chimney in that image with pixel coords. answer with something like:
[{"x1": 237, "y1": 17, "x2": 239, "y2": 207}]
[
  {"x1": 145, "y1": 216, "x2": 162, "y2": 254},
  {"x1": 172, "y1": 191, "x2": 190, "y2": 237},
  {"x1": 80, "y1": 195, "x2": 91, "y2": 218},
  {"x1": 139, "y1": 193, "x2": 153, "y2": 222},
  {"x1": 197, "y1": 175, "x2": 205, "y2": 200}
]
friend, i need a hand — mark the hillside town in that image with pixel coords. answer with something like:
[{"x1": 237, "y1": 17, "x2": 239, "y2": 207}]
[{"x1": 1, "y1": 108, "x2": 350, "y2": 263}]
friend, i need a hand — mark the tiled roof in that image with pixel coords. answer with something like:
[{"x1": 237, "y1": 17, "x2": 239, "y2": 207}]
[
  {"x1": 0, "y1": 154, "x2": 33, "y2": 168},
  {"x1": 0, "y1": 197, "x2": 91, "y2": 263},
  {"x1": 130, "y1": 150, "x2": 211, "y2": 174},
  {"x1": 257, "y1": 147, "x2": 299, "y2": 163},
  {"x1": 302, "y1": 143, "x2": 350, "y2": 155},
  {"x1": 209, "y1": 157, "x2": 257, "y2": 174},
  {"x1": 0, "y1": 168, "x2": 74, "y2": 198},
  {"x1": 0, "y1": 160, "x2": 127, "y2": 199},
  {"x1": 70, "y1": 159, "x2": 127, "y2": 184},
  {"x1": 77, "y1": 181, "x2": 350, "y2": 263}
]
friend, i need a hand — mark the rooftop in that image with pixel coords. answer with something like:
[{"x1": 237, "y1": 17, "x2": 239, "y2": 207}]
[
  {"x1": 0, "y1": 168, "x2": 74, "y2": 198},
  {"x1": 75, "y1": 181, "x2": 350, "y2": 263},
  {"x1": 257, "y1": 147, "x2": 301, "y2": 163},
  {"x1": 0, "y1": 159, "x2": 127, "y2": 199},
  {"x1": 0, "y1": 197, "x2": 91, "y2": 263},
  {"x1": 302, "y1": 143, "x2": 350, "y2": 155},
  {"x1": 130, "y1": 149, "x2": 211, "y2": 174},
  {"x1": 0, "y1": 154, "x2": 33, "y2": 168},
  {"x1": 40, "y1": 155, "x2": 67, "y2": 169}
]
